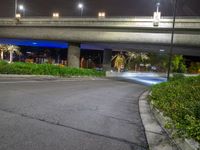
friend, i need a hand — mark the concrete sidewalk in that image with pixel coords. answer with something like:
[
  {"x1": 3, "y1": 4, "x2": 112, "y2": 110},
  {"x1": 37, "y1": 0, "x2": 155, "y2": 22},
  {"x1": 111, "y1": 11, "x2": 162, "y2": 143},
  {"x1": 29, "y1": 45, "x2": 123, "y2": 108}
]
[{"x1": 139, "y1": 91, "x2": 179, "y2": 150}]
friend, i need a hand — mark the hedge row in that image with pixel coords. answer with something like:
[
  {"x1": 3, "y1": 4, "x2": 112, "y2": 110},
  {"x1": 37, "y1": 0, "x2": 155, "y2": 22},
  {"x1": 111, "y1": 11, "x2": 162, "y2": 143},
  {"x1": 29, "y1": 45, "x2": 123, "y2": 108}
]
[
  {"x1": 0, "y1": 61, "x2": 105, "y2": 77},
  {"x1": 150, "y1": 76, "x2": 200, "y2": 142}
]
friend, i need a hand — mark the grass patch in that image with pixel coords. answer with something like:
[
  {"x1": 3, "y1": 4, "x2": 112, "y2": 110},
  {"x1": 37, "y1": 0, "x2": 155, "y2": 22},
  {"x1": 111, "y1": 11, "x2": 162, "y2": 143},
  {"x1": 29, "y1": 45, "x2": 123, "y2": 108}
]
[
  {"x1": 150, "y1": 76, "x2": 200, "y2": 142},
  {"x1": 0, "y1": 61, "x2": 105, "y2": 77}
]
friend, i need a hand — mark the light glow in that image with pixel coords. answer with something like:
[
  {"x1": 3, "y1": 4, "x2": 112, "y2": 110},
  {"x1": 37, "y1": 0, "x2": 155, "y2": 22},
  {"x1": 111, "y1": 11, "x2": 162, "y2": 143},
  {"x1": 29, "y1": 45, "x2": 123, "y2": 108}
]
[
  {"x1": 19, "y1": 5, "x2": 24, "y2": 10},
  {"x1": 78, "y1": 3, "x2": 83, "y2": 9},
  {"x1": 98, "y1": 12, "x2": 106, "y2": 18},
  {"x1": 52, "y1": 13, "x2": 59, "y2": 18},
  {"x1": 15, "y1": 13, "x2": 21, "y2": 18}
]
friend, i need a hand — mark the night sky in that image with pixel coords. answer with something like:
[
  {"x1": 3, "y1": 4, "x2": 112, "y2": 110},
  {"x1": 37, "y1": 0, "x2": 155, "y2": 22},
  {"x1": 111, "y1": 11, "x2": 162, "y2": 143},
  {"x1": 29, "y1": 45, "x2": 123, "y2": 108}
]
[{"x1": 0, "y1": 0, "x2": 200, "y2": 17}]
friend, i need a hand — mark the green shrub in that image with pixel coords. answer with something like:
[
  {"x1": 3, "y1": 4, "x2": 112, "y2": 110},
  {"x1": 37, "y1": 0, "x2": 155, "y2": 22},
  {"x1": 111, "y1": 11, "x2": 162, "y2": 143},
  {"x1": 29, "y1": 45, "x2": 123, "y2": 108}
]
[
  {"x1": 150, "y1": 76, "x2": 200, "y2": 142},
  {"x1": 172, "y1": 55, "x2": 187, "y2": 73},
  {"x1": 0, "y1": 61, "x2": 105, "y2": 77},
  {"x1": 188, "y1": 62, "x2": 200, "y2": 74},
  {"x1": 169, "y1": 73, "x2": 185, "y2": 81},
  {"x1": 0, "y1": 60, "x2": 8, "y2": 66}
]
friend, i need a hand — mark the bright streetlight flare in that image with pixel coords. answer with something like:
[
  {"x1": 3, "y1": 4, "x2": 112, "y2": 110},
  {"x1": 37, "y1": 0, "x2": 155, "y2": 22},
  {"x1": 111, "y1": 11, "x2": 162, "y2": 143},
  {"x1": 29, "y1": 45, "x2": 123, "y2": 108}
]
[
  {"x1": 19, "y1": 5, "x2": 24, "y2": 10},
  {"x1": 78, "y1": 3, "x2": 84, "y2": 16},
  {"x1": 78, "y1": 3, "x2": 83, "y2": 9},
  {"x1": 18, "y1": 4, "x2": 25, "y2": 17}
]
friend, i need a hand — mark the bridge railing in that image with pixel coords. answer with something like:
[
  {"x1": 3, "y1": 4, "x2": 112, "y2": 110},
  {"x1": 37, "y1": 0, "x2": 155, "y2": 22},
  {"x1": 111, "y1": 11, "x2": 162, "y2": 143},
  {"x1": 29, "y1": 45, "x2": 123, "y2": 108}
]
[
  {"x1": 0, "y1": 16, "x2": 200, "y2": 20},
  {"x1": 0, "y1": 16, "x2": 200, "y2": 29}
]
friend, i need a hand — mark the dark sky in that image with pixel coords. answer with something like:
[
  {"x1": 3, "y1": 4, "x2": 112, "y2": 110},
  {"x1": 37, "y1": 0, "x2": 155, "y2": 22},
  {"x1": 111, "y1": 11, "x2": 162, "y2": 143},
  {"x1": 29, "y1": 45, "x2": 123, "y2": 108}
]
[{"x1": 0, "y1": 0, "x2": 200, "y2": 17}]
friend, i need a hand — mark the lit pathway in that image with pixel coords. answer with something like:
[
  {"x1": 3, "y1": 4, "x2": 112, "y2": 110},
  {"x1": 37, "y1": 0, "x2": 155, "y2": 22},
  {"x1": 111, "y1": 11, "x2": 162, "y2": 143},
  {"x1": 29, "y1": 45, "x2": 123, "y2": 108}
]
[{"x1": 109, "y1": 72, "x2": 167, "y2": 85}]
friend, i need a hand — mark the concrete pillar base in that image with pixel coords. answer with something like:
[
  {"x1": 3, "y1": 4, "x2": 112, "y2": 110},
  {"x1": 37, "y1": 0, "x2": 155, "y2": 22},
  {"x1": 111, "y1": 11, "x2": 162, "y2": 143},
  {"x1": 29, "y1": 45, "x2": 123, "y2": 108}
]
[
  {"x1": 68, "y1": 43, "x2": 80, "y2": 68},
  {"x1": 103, "y1": 49, "x2": 112, "y2": 71}
]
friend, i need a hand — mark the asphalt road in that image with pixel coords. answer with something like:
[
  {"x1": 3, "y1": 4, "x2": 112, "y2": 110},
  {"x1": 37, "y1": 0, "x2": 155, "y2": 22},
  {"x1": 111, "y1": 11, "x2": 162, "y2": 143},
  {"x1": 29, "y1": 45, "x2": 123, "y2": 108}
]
[{"x1": 0, "y1": 78, "x2": 148, "y2": 150}]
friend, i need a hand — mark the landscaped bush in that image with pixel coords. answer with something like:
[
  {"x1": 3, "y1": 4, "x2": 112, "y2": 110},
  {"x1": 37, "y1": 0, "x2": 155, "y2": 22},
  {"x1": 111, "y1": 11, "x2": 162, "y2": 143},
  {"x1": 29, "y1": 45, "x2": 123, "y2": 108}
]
[
  {"x1": 150, "y1": 76, "x2": 200, "y2": 142},
  {"x1": 169, "y1": 73, "x2": 185, "y2": 81},
  {"x1": 0, "y1": 61, "x2": 105, "y2": 77},
  {"x1": 188, "y1": 62, "x2": 200, "y2": 74}
]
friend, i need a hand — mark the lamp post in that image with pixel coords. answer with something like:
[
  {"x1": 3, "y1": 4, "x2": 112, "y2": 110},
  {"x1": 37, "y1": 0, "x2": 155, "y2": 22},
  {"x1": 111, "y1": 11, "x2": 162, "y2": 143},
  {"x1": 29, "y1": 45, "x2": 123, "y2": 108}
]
[
  {"x1": 156, "y1": 2, "x2": 160, "y2": 12},
  {"x1": 78, "y1": 3, "x2": 84, "y2": 17},
  {"x1": 167, "y1": 0, "x2": 178, "y2": 80},
  {"x1": 153, "y1": 2, "x2": 161, "y2": 26},
  {"x1": 15, "y1": 0, "x2": 17, "y2": 17},
  {"x1": 19, "y1": 4, "x2": 25, "y2": 17}
]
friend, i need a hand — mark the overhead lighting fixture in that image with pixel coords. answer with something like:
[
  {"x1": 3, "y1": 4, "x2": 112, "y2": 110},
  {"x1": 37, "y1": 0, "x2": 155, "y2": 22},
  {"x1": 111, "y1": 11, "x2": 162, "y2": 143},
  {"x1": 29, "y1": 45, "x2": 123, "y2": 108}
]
[
  {"x1": 52, "y1": 13, "x2": 59, "y2": 18},
  {"x1": 15, "y1": 13, "x2": 21, "y2": 18},
  {"x1": 98, "y1": 12, "x2": 106, "y2": 18},
  {"x1": 160, "y1": 49, "x2": 165, "y2": 52}
]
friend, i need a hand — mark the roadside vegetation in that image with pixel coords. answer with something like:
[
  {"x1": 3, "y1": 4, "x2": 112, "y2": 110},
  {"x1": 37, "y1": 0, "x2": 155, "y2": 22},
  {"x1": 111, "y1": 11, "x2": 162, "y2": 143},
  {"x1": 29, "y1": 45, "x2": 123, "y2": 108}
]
[
  {"x1": 0, "y1": 61, "x2": 105, "y2": 77},
  {"x1": 112, "y1": 51, "x2": 200, "y2": 74},
  {"x1": 0, "y1": 44, "x2": 21, "y2": 63},
  {"x1": 150, "y1": 75, "x2": 200, "y2": 142}
]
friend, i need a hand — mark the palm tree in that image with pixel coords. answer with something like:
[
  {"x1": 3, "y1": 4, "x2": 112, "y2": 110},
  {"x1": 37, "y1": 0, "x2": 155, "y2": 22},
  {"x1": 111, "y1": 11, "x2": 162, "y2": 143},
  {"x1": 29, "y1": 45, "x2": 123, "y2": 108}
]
[
  {"x1": 6, "y1": 45, "x2": 21, "y2": 63},
  {"x1": 0, "y1": 44, "x2": 7, "y2": 60},
  {"x1": 139, "y1": 53, "x2": 149, "y2": 71},
  {"x1": 112, "y1": 53, "x2": 125, "y2": 72},
  {"x1": 126, "y1": 52, "x2": 138, "y2": 71},
  {"x1": 126, "y1": 52, "x2": 149, "y2": 71},
  {"x1": 148, "y1": 53, "x2": 169, "y2": 72}
]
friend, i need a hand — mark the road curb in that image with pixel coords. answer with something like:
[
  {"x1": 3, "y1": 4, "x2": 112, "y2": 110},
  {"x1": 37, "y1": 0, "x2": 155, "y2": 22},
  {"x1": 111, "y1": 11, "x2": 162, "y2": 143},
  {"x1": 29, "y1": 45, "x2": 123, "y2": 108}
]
[
  {"x1": 0, "y1": 74, "x2": 107, "y2": 82},
  {"x1": 0, "y1": 74, "x2": 57, "y2": 78},
  {"x1": 148, "y1": 94, "x2": 200, "y2": 150},
  {"x1": 139, "y1": 90, "x2": 179, "y2": 150}
]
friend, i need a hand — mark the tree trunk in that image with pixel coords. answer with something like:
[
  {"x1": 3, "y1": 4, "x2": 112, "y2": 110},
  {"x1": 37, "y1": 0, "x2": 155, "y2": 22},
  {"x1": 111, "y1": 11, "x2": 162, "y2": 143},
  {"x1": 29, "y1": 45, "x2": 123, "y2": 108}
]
[
  {"x1": 1, "y1": 51, "x2": 3, "y2": 60},
  {"x1": 9, "y1": 51, "x2": 13, "y2": 63},
  {"x1": 118, "y1": 67, "x2": 121, "y2": 73},
  {"x1": 135, "y1": 64, "x2": 137, "y2": 72}
]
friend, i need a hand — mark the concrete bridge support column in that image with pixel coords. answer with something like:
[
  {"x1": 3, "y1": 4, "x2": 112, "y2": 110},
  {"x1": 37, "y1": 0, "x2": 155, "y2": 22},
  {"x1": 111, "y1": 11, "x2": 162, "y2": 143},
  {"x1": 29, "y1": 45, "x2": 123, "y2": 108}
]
[
  {"x1": 103, "y1": 49, "x2": 112, "y2": 71},
  {"x1": 68, "y1": 43, "x2": 80, "y2": 68}
]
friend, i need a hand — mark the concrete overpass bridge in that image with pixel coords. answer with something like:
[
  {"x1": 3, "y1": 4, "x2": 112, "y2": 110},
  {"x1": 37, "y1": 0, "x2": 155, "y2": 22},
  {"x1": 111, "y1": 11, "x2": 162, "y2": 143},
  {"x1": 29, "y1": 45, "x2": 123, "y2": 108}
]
[{"x1": 0, "y1": 17, "x2": 199, "y2": 67}]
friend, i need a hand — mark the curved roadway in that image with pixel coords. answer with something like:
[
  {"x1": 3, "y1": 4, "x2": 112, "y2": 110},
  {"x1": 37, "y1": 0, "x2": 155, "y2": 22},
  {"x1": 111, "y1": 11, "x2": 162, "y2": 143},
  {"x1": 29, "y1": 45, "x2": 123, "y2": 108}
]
[{"x1": 0, "y1": 78, "x2": 148, "y2": 150}]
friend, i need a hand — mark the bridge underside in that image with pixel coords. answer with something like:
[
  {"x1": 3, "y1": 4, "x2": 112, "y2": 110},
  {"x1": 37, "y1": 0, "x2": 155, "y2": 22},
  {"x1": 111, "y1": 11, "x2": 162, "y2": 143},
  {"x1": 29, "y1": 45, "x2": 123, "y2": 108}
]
[
  {"x1": 82, "y1": 42, "x2": 200, "y2": 56},
  {"x1": 0, "y1": 38, "x2": 199, "y2": 56}
]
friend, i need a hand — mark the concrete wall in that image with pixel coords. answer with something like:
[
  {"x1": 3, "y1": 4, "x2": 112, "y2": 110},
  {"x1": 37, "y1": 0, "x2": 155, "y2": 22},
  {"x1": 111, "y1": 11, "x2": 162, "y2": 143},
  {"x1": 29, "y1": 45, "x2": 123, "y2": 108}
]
[{"x1": 0, "y1": 27, "x2": 199, "y2": 47}]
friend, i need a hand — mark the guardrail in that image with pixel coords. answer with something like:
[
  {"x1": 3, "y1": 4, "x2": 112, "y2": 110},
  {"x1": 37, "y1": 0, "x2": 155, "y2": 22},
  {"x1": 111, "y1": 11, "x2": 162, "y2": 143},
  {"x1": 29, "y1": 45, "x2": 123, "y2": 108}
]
[{"x1": 0, "y1": 17, "x2": 200, "y2": 30}]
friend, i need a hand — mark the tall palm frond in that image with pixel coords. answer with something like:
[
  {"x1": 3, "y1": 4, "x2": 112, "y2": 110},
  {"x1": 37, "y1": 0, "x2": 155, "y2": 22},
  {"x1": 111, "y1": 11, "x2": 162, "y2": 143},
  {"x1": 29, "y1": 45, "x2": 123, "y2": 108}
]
[
  {"x1": 6, "y1": 45, "x2": 21, "y2": 63},
  {"x1": 0, "y1": 44, "x2": 7, "y2": 60},
  {"x1": 112, "y1": 53, "x2": 125, "y2": 72}
]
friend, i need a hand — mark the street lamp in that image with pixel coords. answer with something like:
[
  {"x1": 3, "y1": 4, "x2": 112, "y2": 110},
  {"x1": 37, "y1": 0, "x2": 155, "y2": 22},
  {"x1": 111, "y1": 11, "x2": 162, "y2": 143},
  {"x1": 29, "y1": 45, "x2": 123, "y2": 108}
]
[
  {"x1": 156, "y1": 2, "x2": 160, "y2": 12},
  {"x1": 153, "y1": 2, "x2": 161, "y2": 26},
  {"x1": 167, "y1": 0, "x2": 178, "y2": 80},
  {"x1": 78, "y1": 3, "x2": 84, "y2": 17},
  {"x1": 15, "y1": 0, "x2": 18, "y2": 18},
  {"x1": 19, "y1": 4, "x2": 25, "y2": 17}
]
